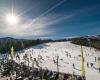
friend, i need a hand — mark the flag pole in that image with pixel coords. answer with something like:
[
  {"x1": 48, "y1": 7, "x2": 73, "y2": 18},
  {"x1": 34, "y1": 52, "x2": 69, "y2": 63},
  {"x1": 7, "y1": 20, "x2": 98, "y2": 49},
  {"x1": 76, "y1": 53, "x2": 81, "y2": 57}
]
[
  {"x1": 57, "y1": 55, "x2": 59, "y2": 73},
  {"x1": 10, "y1": 46, "x2": 14, "y2": 79},
  {"x1": 10, "y1": 46, "x2": 14, "y2": 60},
  {"x1": 81, "y1": 46, "x2": 85, "y2": 80}
]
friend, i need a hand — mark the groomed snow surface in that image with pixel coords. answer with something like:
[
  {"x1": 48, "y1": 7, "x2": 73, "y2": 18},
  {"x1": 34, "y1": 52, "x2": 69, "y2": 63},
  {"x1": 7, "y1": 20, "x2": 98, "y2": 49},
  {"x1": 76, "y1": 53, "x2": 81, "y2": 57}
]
[{"x1": 14, "y1": 41, "x2": 100, "y2": 80}]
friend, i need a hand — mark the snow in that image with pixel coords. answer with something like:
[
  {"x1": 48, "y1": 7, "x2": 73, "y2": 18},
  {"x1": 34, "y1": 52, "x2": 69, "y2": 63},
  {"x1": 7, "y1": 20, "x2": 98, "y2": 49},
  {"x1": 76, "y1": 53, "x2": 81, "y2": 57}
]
[{"x1": 3, "y1": 41, "x2": 100, "y2": 80}]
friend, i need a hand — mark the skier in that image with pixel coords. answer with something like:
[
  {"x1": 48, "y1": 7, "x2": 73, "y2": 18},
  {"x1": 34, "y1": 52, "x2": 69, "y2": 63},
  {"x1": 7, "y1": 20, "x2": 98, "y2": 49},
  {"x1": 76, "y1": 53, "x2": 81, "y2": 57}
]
[
  {"x1": 32, "y1": 60, "x2": 35, "y2": 70},
  {"x1": 98, "y1": 57, "x2": 100, "y2": 61},
  {"x1": 34, "y1": 58, "x2": 40, "y2": 67},
  {"x1": 27, "y1": 58, "x2": 30, "y2": 67},
  {"x1": 69, "y1": 54, "x2": 71, "y2": 58},
  {"x1": 95, "y1": 57, "x2": 96, "y2": 62},
  {"x1": 73, "y1": 64, "x2": 75, "y2": 69},
  {"x1": 86, "y1": 54, "x2": 87, "y2": 56},
  {"x1": 30, "y1": 54, "x2": 32, "y2": 61},
  {"x1": 53, "y1": 57, "x2": 56, "y2": 64},
  {"x1": 99, "y1": 67, "x2": 100, "y2": 73},
  {"x1": 53, "y1": 72, "x2": 59, "y2": 80},
  {"x1": 90, "y1": 63, "x2": 93, "y2": 67},
  {"x1": 16, "y1": 54, "x2": 18, "y2": 60},
  {"x1": 63, "y1": 74, "x2": 69, "y2": 80},
  {"x1": 25, "y1": 54, "x2": 27, "y2": 59},
  {"x1": 87, "y1": 62, "x2": 89, "y2": 68}
]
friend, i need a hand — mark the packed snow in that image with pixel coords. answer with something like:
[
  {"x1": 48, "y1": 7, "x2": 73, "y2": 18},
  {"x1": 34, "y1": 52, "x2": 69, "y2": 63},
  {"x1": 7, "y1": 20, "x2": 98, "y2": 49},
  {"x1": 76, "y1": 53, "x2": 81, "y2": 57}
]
[{"x1": 7, "y1": 41, "x2": 100, "y2": 80}]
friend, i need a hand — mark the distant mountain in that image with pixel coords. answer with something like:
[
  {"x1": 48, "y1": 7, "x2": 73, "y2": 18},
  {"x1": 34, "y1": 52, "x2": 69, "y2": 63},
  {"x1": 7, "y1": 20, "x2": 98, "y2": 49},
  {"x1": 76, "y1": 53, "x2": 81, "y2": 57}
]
[
  {"x1": 83, "y1": 35, "x2": 100, "y2": 40},
  {"x1": 0, "y1": 35, "x2": 99, "y2": 53},
  {"x1": 0, "y1": 37, "x2": 26, "y2": 41},
  {"x1": 71, "y1": 35, "x2": 100, "y2": 50}
]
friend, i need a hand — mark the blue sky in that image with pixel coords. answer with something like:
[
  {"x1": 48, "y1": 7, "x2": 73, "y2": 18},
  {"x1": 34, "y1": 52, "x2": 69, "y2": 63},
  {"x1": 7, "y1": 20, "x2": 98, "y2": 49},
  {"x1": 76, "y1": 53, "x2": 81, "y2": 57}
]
[{"x1": 0, "y1": 0, "x2": 100, "y2": 39}]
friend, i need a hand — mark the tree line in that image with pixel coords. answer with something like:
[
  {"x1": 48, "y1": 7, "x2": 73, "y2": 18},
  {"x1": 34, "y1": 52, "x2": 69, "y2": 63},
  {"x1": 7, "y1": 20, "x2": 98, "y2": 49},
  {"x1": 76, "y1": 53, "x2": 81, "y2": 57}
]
[
  {"x1": 0, "y1": 37, "x2": 53, "y2": 54},
  {"x1": 71, "y1": 37, "x2": 100, "y2": 50}
]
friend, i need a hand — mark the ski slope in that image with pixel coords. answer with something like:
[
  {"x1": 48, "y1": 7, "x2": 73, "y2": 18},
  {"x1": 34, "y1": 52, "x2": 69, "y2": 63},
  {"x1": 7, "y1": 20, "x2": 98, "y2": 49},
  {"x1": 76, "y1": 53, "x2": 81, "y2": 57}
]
[{"x1": 14, "y1": 41, "x2": 100, "y2": 80}]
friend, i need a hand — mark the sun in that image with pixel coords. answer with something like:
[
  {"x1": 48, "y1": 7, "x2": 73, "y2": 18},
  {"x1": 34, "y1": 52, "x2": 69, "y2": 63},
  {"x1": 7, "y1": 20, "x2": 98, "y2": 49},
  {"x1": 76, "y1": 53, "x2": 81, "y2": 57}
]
[{"x1": 6, "y1": 13, "x2": 19, "y2": 25}]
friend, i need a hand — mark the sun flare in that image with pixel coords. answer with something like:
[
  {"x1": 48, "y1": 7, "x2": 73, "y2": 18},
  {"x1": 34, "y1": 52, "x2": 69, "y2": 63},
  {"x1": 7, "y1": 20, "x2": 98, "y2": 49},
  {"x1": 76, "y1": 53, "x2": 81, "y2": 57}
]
[{"x1": 5, "y1": 13, "x2": 19, "y2": 25}]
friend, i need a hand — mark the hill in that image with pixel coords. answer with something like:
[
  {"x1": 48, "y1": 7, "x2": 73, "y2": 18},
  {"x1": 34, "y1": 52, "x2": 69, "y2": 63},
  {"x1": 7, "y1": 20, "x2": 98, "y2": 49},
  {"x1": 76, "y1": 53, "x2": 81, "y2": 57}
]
[
  {"x1": 71, "y1": 35, "x2": 100, "y2": 50},
  {"x1": 12, "y1": 41, "x2": 100, "y2": 80},
  {"x1": 0, "y1": 37, "x2": 53, "y2": 53}
]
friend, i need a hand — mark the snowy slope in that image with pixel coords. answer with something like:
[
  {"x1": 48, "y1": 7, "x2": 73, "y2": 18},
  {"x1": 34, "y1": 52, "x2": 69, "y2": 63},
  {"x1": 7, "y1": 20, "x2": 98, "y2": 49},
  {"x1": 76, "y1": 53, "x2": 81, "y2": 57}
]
[{"x1": 14, "y1": 41, "x2": 100, "y2": 80}]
